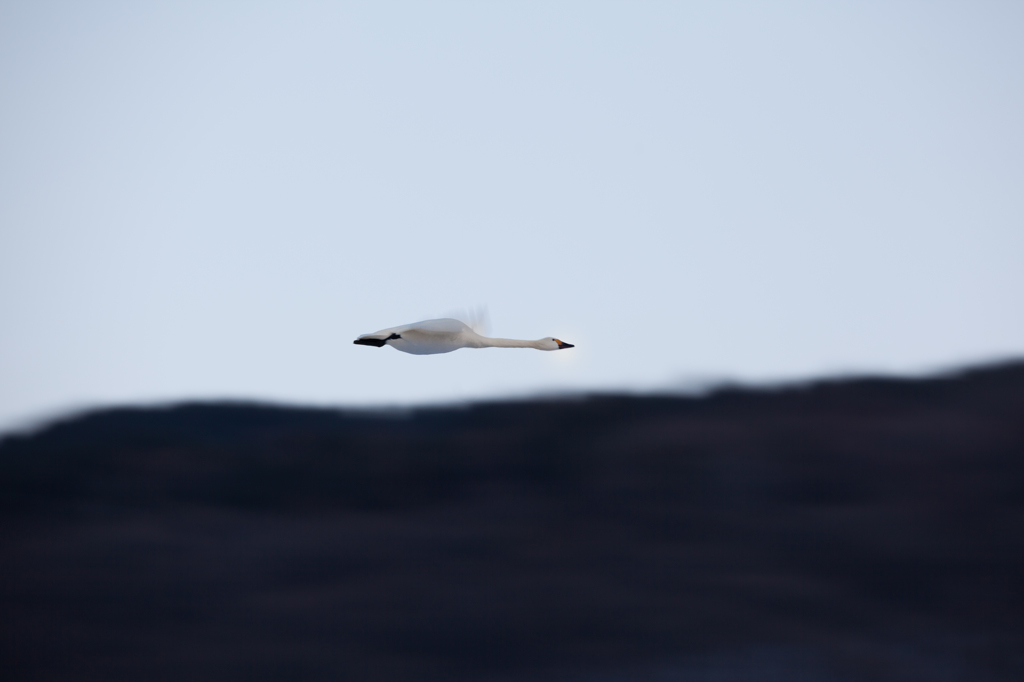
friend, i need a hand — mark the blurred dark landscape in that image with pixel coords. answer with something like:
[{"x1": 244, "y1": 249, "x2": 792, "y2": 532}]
[{"x1": 2, "y1": 362, "x2": 1024, "y2": 681}]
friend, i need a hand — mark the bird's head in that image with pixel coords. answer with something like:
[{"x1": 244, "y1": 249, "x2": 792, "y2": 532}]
[{"x1": 540, "y1": 337, "x2": 575, "y2": 351}]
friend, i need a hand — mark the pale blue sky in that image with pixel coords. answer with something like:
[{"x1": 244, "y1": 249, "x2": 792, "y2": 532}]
[{"x1": 2, "y1": 1, "x2": 1022, "y2": 431}]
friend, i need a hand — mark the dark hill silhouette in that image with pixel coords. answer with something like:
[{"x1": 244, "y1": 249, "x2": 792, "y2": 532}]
[{"x1": 2, "y1": 362, "x2": 1024, "y2": 681}]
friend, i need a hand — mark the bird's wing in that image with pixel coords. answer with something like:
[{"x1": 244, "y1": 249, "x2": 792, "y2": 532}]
[
  {"x1": 443, "y1": 306, "x2": 490, "y2": 336},
  {"x1": 407, "y1": 318, "x2": 472, "y2": 334},
  {"x1": 357, "y1": 318, "x2": 470, "y2": 340}
]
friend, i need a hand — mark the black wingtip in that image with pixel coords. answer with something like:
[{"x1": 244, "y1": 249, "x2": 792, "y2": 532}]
[{"x1": 354, "y1": 338, "x2": 387, "y2": 347}]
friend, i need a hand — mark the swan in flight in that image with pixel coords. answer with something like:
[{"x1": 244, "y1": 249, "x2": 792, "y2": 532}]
[{"x1": 353, "y1": 318, "x2": 575, "y2": 356}]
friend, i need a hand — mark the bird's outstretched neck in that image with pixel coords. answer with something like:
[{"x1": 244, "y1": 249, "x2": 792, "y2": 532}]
[{"x1": 474, "y1": 336, "x2": 545, "y2": 349}]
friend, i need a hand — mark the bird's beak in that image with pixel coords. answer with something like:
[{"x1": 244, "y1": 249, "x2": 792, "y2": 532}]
[
  {"x1": 354, "y1": 338, "x2": 387, "y2": 347},
  {"x1": 557, "y1": 340, "x2": 574, "y2": 349}
]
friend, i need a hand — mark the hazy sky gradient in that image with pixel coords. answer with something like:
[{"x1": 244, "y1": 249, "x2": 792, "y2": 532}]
[{"x1": 2, "y1": 1, "x2": 1022, "y2": 431}]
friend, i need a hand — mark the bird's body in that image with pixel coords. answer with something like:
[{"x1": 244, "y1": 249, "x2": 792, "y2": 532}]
[{"x1": 354, "y1": 318, "x2": 574, "y2": 355}]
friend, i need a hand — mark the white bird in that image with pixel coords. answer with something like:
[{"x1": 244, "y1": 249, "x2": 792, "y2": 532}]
[{"x1": 353, "y1": 318, "x2": 575, "y2": 356}]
